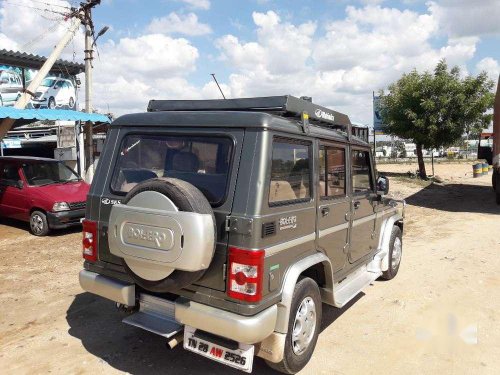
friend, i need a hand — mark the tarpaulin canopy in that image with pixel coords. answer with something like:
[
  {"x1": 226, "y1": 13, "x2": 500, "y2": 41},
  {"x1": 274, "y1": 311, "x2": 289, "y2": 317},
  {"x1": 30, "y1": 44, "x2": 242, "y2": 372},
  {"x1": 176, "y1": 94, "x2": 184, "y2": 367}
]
[{"x1": 0, "y1": 107, "x2": 110, "y2": 124}]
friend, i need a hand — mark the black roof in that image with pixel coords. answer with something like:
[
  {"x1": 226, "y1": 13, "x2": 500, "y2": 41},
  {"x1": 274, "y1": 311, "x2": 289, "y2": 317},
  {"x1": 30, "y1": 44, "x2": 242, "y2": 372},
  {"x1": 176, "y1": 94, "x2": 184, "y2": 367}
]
[
  {"x1": 112, "y1": 111, "x2": 368, "y2": 146},
  {"x1": 0, "y1": 49, "x2": 84, "y2": 76},
  {"x1": 0, "y1": 156, "x2": 58, "y2": 162},
  {"x1": 148, "y1": 96, "x2": 352, "y2": 129}
]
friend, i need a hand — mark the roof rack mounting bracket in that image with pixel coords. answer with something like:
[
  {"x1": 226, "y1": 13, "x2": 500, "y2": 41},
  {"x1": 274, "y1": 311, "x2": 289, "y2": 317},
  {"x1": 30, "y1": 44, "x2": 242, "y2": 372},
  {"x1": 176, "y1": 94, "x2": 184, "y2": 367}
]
[{"x1": 300, "y1": 112, "x2": 310, "y2": 134}]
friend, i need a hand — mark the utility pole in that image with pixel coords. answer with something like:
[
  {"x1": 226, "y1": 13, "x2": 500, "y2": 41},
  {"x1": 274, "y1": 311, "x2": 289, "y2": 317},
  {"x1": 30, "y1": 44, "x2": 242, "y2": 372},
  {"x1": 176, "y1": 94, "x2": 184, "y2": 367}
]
[{"x1": 84, "y1": 15, "x2": 94, "y2": 181}]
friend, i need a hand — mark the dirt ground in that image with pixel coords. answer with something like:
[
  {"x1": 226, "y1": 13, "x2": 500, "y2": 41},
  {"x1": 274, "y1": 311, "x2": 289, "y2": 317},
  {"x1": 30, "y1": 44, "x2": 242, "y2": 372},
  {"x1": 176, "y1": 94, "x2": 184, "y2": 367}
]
[{"x1": 0, "y1": 162, "x2": 499, "y2": 375}]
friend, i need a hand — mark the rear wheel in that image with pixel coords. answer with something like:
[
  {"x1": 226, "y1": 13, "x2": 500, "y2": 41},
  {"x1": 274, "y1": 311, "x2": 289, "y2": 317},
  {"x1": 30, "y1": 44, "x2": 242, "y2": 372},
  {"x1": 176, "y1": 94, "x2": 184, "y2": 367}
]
[
  {"x1": 30, "y1": 210, "x2": 50, "y2": 236},
  {"x1": 266, "y1": 277, "x2": 322, "y2": 374},
  {"x1": 69, "y1": 97, "x2": 75, "y2": 108},
  {"x1": 48, "y1": 97, "x2": 55, "y2": 109}
]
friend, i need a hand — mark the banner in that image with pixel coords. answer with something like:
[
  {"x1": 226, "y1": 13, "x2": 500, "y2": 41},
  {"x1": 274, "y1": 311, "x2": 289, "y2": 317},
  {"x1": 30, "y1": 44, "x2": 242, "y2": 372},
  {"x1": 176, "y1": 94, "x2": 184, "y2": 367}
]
[
  {"x1": 373, "y1": 94, "x2": 384, "y2": 133},
  {"x1": 0, "y1": 64, "x2": 78, "y2": 110}
]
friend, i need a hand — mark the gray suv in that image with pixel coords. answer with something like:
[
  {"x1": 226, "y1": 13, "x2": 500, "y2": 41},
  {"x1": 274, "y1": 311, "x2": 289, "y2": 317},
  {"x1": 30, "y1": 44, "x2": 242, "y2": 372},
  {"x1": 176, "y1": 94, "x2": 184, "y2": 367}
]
[{"x1": 79, "y1": 95, "x2": 405, "y2": 374}]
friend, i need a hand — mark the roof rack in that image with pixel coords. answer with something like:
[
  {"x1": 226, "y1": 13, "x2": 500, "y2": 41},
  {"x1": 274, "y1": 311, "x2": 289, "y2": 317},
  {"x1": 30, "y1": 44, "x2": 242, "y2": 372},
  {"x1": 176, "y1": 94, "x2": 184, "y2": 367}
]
[{"x1": 147, "y1": 95, "x2": 352, "y2": 136}]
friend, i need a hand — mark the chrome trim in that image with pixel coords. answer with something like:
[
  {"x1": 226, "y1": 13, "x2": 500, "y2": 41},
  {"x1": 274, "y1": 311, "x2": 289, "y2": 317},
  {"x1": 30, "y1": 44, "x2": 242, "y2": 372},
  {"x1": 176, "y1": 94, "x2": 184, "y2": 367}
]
[
  {"x1": 318, "y1": 222, "x2": 349, "y2": 238},
  {"x1": 265, "y1": 233, "x2": 315, "y2": 256},
  {"x1": 351, "y1": 213, "x2": 377, "y2": 227},
  {"x1": 275, "y1": 253, "x2": 333, "y2": 333},
  {"x1": 79, "y1": 270, "x2": 135, "y2": 306},
  {"x1": 175, "y1": 300, "x2": 277, "y2": 344}
]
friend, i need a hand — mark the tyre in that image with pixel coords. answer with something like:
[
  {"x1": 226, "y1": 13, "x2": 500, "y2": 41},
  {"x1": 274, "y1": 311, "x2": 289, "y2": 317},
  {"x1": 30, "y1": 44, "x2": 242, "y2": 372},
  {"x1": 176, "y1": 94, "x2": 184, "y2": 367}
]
[
  {"x1": 381, "y1": 225, "x2": 402, "y2": 280},
  {"x1": 492, "y1": 171, "x2": 497, "y2": 192},
  {"x1": 69, "y1": 97, "x2": 75, "y2": 108},
  {"x1": 0, "y1": 95, "x2": 3, "y2": 106},
  {"x1": 48, "y1": 97, "x2": 56, "y2": 109},
  {"x1": 266, "y1": 277, "x2": 322, "y2": 374},
  {"x1": 120, "y1": 178, "x2": 216, "y2": 293},
  {"x1": 30, "y1": 210, "x2": 50, "y2": 236},
  {"x1": 496, "y1": 191, "x2": 500, "y2": 205}
]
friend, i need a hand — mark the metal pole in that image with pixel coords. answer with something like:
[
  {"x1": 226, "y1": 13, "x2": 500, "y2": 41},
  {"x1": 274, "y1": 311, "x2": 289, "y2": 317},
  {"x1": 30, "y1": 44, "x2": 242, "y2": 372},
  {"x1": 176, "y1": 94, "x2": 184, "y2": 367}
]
[
  {"x1": 84, "y1": 20, "x2": 94, "y2": 182},
  {"x1": 0, "y1": 16, "x2": 82, "y2": 139}
]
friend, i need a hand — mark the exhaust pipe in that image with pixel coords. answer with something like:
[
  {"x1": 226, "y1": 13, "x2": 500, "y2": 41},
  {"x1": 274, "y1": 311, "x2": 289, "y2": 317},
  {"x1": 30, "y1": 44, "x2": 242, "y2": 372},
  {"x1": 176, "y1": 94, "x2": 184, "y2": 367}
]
[{"x1": 167, "y1": 331, "x2": 184, "y2": 349}]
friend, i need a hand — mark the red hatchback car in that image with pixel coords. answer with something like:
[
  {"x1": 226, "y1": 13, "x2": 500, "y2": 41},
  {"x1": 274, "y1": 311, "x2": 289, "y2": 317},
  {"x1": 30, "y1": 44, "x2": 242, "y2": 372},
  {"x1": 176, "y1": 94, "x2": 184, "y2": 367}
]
[{"x1": 0, "y1": 156, "x2": 89, "y2": 236}]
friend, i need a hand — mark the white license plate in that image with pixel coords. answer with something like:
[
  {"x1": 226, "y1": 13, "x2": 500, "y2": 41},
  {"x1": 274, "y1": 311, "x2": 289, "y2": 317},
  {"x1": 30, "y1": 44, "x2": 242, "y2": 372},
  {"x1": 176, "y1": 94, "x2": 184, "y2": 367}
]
[{"x1": 183, "y1": 326, "x2": 254, "y2": 373}]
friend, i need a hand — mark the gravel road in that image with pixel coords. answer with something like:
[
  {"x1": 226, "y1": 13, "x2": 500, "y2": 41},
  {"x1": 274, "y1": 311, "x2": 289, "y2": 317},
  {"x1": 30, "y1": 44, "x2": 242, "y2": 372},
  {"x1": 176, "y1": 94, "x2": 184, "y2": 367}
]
[{"x1": 0, "y1": 162, "x2": 498, "y2": 375}]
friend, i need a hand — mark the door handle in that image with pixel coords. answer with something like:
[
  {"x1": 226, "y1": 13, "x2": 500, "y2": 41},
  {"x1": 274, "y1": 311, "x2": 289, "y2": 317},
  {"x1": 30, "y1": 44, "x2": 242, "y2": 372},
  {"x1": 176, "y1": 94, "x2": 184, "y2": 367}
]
[
  {"x1": 321, "y1": 207, "x2": 330, "y2": 217},
  {"x1": 353, "y1": 201, "x2": 361, "y2": 210}
]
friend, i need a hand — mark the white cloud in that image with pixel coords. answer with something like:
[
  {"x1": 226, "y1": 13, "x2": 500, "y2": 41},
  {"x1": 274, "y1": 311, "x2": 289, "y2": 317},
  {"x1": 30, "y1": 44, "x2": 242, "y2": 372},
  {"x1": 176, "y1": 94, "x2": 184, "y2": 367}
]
[
  {"x1": 147, "y1": 12, "x2": 212, "y2": 36},
  {"x1": 476, "y1": 57, "x2": 500, "y2": 83},
  {"x1": 0, "y1": 0, "x2": 84, "y2": 60},
  {"x1": 428, "y1": 0, "x2": 500, "y2": 37},
  {"x1": 214, "y1": 5, "x2": 483, "y2": 124},
  {"x1": 91, "y1": 34, "x2": 200, "y2": 114},
  {"x1": 178, "y1": 0, "x2": 210, "y2": 10}
]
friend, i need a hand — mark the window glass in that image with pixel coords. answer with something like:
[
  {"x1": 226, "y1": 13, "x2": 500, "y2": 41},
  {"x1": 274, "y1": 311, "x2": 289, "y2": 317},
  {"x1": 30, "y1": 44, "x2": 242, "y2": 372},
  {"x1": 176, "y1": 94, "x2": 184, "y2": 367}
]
[
  {"x1": 319, "y1": 146, "x2": 346, "y2": 198},
  {"x1": 269, "y1": 139, "x2": 311, "y2": 204},
  {"x1": 352, "y1": 150, "x2": 373, "y2": 193},
  {"x1": 22, "y1": 162, "x2": 80, "y2": 186},
  {"x1": 111, "y1": 135, "x2": 233, "y2": 205},
  {"x1": 0, "y1": 164, "x2": 20, "y2": 186}
]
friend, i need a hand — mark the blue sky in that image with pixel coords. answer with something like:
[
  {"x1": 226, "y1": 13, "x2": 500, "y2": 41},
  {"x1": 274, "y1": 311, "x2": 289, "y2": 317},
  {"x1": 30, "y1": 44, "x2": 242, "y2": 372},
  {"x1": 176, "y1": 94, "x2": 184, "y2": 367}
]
[{"x1": 1, "y1": 0, "x2": 499, "y2": 124}]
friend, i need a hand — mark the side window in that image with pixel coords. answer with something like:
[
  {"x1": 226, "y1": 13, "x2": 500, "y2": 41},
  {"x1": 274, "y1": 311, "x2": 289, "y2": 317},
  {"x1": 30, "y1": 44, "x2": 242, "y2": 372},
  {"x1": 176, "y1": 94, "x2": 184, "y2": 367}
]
[
  {"x1": 319, "y1": 146, "x2": 346, "y2": 198},
  {"x1": 352, "y1": 150, "x2": 373, "y2": 193},
  {"x1": 269, "y1": 138, "x2": 311, "y2": 205},
  {"x1": 0, "y1": 164, "x2": 20, "y2": 186}
]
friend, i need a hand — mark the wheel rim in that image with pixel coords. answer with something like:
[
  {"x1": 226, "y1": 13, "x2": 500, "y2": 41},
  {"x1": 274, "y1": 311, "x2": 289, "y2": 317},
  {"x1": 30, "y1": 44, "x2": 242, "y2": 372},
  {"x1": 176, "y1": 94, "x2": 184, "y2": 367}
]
[
  {"x1": 30, "y1": 214, "x2": 44, "y2": 234},
  {"x1": 291, "y1": 296, "x2": 316, "y2": 355},
  {"x1": 392, "y1": 237, "x2": 402, "y2": 271}
]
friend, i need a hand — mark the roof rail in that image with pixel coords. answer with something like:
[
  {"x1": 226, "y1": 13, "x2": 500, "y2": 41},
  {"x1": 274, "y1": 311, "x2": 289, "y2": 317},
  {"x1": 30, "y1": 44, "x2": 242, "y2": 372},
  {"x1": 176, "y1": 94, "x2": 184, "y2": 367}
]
[{"x1": 147, "y1": 95, "x2": 352, "y2": 135}]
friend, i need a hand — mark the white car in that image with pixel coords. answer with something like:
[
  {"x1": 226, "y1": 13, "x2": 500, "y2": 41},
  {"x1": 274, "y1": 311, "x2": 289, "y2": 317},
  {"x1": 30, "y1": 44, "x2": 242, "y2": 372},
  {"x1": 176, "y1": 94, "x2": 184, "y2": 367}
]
[{"x1": 31, "y1": 77, "x2": 77, "y2": 109}]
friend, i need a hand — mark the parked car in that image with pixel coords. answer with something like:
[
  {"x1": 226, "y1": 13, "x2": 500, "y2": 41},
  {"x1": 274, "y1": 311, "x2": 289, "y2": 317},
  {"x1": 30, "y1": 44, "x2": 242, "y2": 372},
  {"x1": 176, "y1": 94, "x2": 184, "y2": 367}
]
[
  {"x1": 0, "y1": 156, "x2": 89, "y2": 236},
  {"x1": 0, "y1": 69, "x2": 23, "y2": 106},
  {"x1": 30, "y1": 77, "x2": 76, "y2": 109},
  {"x1": 79, "y1": 95, "x2": 405, "y2": 374}
]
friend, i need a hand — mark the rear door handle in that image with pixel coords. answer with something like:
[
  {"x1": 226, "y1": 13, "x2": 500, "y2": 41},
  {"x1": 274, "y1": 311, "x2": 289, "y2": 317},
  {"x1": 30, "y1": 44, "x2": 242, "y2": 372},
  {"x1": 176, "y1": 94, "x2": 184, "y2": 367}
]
[
  {"x1": 353, "y1": 201, "x2": 361, "y2": 210},
  {"x1": 321, "y1": 207, "x2": 330, "y2": 217}
]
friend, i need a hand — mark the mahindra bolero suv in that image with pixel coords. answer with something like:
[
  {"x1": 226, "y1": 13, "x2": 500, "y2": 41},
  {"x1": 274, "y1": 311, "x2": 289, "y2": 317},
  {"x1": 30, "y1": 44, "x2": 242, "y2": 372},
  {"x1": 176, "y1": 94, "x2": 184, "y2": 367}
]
[{"x1": 79, "y1": 96, "x2": 405, "y2": 373}]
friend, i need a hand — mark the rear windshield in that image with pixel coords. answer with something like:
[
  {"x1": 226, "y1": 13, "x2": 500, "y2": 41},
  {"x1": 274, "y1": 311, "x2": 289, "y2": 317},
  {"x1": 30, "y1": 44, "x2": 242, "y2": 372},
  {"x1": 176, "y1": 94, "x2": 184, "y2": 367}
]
[{"x1": 111, "y1": 134, "x2": 233, "y2": 205}]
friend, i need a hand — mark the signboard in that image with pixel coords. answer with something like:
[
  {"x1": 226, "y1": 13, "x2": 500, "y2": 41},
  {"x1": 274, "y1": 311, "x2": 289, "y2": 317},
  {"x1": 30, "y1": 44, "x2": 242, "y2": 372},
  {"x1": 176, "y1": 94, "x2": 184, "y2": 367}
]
[
  {"x1": 373, "y1": 94, "x2": 384, "y2": 133},
  {"x1": 0, "y1": 64, "x2": 79, "y2": 110},
  {"x1": 1, "y1": 138, "x2": 22, "y2": 149},
  {"x1": 57, "y1": 125, "x2": 76, "y2": 148}
]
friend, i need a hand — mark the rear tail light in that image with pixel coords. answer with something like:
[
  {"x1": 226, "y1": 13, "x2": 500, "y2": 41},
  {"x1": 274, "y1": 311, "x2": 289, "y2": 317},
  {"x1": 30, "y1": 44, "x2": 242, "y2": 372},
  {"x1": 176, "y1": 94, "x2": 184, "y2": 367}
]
[
  {"x1": 227, "y1": 247, "x2": 264, "y2": 303},
  {"x1": 82, "y1": 219, "x2": 98, "y2": 262}
]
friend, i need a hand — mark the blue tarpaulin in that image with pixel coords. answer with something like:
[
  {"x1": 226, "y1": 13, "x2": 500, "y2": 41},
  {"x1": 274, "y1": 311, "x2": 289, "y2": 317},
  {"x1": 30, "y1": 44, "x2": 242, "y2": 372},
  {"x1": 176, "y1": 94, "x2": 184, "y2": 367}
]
[{"x1": 0, "y1": 107, "x2": 110, "y2": 123}]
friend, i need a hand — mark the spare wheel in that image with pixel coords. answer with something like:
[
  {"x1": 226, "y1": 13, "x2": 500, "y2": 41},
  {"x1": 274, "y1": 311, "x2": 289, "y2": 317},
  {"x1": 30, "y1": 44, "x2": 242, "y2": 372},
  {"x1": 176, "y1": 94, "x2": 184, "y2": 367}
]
[{"x1": 108, "y1": 178, "x2": 216, "y2": 293}]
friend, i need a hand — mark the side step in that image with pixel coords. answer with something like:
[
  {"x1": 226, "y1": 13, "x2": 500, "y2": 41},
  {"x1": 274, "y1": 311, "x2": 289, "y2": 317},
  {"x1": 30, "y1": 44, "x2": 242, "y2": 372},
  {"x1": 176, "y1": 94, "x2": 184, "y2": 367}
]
[
  {"x1": 331, "y1": 266, "x2": 381, "y2": 308},
  {"x1": 122, "y1": 294, "x2": 183, "y2": 338}
]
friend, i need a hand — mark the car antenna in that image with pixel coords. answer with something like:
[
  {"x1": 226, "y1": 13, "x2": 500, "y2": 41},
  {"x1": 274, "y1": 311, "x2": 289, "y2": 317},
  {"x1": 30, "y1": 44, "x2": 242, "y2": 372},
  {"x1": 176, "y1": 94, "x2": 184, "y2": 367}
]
[{"x1": 210, "y1": 73, "x2": 226, "y2": 99}]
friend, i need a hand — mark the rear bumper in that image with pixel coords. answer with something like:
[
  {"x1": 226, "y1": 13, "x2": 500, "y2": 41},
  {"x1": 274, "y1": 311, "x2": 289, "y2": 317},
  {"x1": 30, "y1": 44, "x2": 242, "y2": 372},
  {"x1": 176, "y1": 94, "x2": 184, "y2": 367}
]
[
  {"x1": 79, "y1": 270, "x2": 277, "y2": 344},
  {"x1": 47, "y1": 209, "x2": 85, "y2": 229}
]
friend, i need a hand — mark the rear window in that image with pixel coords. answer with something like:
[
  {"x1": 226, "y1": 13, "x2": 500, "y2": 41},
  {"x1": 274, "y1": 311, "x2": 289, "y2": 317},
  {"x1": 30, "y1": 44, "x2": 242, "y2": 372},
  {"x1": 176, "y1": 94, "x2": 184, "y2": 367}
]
[{"x1": 111, "y1": 135, "x2": 233, "y2": 205}]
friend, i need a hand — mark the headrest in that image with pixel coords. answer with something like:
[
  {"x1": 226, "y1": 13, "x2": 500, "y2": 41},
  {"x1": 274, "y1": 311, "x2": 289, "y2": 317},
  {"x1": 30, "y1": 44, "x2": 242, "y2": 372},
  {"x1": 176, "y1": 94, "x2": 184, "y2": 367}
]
[{"x1": 172, "y1": 151, "x2": 200, "y2": 172}]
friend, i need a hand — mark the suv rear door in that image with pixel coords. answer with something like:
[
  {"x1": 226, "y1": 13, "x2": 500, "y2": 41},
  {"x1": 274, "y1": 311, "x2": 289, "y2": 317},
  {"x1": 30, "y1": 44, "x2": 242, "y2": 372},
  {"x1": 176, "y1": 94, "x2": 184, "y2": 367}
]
[
  {"x1": 348, "y1": 148, "x2": 377, "y2": 263},
  {"x1": 316, "y1": 141, "x2": 349, "y2": 273},
  {"x1": 90, "y1": 128, "x2": 245, "y2": 292}
]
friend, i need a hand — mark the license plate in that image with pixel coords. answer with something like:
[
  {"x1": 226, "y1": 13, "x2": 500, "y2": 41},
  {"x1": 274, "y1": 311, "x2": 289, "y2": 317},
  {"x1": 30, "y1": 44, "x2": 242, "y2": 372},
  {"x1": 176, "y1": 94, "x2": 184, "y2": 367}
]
[{"x1": 183, "y1": 326, "x2": 254, "y2": 373}]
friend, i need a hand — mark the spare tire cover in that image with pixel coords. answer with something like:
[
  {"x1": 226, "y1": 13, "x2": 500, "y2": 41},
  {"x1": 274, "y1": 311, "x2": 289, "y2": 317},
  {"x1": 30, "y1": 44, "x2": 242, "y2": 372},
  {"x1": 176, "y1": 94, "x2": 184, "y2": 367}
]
[{"x1": 119, "y1": 178, "x2": 216, "y2": 293}]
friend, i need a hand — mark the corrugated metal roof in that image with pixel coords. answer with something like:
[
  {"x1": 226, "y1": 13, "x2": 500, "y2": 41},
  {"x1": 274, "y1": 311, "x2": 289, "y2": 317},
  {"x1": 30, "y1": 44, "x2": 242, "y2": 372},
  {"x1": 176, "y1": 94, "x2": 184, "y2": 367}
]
[
  {"x1": 0, "y1": 49, "x2": 84, "y2": 75},
  {"x1": 0, "y1": 107, "x2": 110, "y2": 123}
]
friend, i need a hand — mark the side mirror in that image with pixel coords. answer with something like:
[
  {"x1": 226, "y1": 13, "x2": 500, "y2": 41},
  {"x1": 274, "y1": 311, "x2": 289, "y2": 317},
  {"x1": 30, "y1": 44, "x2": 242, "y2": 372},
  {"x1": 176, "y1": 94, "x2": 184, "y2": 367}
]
[
  {"x1": 17, "y1": 180, "x2": 24, "y2": 189},
  {"x1": 377, "y1": 175, "x2": 389, "y2": 195}
]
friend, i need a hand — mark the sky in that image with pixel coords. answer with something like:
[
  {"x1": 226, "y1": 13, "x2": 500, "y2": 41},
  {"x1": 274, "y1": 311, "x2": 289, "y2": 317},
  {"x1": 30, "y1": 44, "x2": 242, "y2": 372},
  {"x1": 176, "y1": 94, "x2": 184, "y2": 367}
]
[{"x1": 0, "y1": 0, "x2": 499, "y2": 126}]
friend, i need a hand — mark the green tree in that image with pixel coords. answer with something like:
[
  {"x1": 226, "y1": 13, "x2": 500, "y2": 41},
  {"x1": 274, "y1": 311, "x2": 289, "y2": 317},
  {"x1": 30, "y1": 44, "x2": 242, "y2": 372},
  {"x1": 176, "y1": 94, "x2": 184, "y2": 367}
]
[{"x1": 380, "y1": 60, "x2": 494, "y2": 179}]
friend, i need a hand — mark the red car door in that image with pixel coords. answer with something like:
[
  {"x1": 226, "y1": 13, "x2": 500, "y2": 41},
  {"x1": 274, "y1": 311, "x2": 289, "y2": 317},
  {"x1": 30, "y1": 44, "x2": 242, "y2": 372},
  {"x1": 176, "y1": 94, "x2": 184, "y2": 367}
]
[{"x1": 0, "y1": 162, "x2": 30, "y2": 221}]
